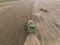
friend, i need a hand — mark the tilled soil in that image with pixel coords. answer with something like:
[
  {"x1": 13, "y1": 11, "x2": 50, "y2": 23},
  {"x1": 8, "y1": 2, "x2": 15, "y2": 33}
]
[
  {"x1": 0, "y1": 0, "x2": 30, "y2": 45},
  {"x1": 0, "y1": 0, "x2": 60, "y2": 45},
  {"x1": 24, "y1": 0, "x2": 60, "y2": 45}
]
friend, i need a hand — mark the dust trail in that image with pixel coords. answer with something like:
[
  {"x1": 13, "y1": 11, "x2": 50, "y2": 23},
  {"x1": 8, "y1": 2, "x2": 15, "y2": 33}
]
[{"x1": 24, "y1": 34, "x2": 40, "y2": 45}]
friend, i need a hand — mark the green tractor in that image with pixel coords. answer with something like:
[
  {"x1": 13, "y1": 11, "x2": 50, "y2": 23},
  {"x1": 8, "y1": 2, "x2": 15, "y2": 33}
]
[{"x1": 24, "y1": 20, "x2": 36, "y2": 33}]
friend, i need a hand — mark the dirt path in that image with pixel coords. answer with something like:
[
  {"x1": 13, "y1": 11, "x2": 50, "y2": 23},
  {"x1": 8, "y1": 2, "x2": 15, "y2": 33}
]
[{"x1": 24, "y1": 34, "x2": 40, "y2": 45}]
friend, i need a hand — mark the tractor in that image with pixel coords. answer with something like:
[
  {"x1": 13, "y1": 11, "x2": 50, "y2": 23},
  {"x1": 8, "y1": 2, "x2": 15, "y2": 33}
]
[{"x1": 24, "y1": 19, "x2": 35, "y2": 33}]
